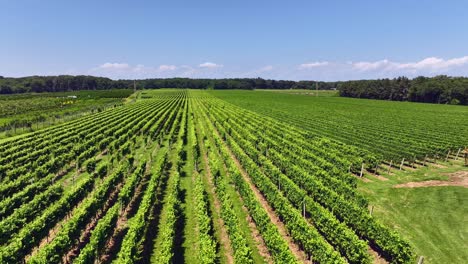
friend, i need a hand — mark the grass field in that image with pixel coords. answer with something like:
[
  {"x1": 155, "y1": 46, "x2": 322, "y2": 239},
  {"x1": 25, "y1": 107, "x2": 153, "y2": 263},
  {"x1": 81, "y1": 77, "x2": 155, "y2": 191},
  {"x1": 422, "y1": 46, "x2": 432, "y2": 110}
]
[
  {"x1": 262, "y1": 89, "x2": 339, "y2": 97},
  {"x1": 0, "y1": 89, "x2": 465, "y2": 264},
  {"x1": 359, "y1": 160, "x2": 468, "y2": 263}
]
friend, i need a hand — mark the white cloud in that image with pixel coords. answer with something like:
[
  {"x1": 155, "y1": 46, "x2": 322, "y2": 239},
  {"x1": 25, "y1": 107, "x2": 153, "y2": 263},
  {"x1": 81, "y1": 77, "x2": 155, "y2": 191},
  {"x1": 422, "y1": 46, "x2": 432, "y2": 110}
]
[
  {"x1": 259, "y1": 65, "x2": 273, "y2": 72},
  {"x1": 159, "y1": 65, "x2": 177, "y2": 71},
  {"x1": 240, "y1": 65, "x2": 276, "y2": 78},
  {"x1": 352, "y1": 56, "x2": 468, "y2": 72},
  {"x1": 199, "y1": 62, "x2": 223, "y2": 69},
  {"x1": 86, "y1": 56, "x2": 468, "y2": 81},
  {"x1": 396, "y1": 56, "x2": 468, "y2": 70},
  {"x1": 298, "y1": 61, "x2": 330, "y2": 69},
  {"x1": 353, "y1": 59, "x2": 392, "y2": 71},
  {"x1": 132, "y1": 64, "x2": 148, "y2": 73},
  {"x1": 99, "y1": 62, "x2": 130, "y2": 70}
]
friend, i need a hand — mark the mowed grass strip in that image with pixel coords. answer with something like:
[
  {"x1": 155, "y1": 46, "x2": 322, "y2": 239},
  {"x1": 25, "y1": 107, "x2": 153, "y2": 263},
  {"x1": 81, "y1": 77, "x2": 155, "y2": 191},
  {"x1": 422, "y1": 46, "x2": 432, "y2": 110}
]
[{"x1": 359, "y1": 160, "x2": 468, "y2": 263}]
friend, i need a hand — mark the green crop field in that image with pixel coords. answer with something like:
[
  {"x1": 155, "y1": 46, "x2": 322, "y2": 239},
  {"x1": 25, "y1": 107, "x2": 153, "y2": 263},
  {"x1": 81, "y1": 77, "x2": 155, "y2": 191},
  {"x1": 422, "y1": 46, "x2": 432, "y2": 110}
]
[
  {"x1": 211, "y1": 90, "x2": 468, "y2": 163},
  {"x1": 0, "y1": 89, "x2": 466, "y2": 264},
  {"x1": 0, "y1": 89, "x2": 133, "y2": 138}
]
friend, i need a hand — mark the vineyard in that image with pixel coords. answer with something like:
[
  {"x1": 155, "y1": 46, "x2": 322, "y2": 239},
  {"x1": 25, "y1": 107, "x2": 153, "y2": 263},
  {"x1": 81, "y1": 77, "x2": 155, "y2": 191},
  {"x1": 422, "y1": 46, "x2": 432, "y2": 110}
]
[
  {"x1": 212, "y1": 90, "x2": 468, "y2": 164},
  {"x1": 0, "y1": 89, "x2": 465, "y2": 264},
  {"x1": 0, "y1": 90, "x2": 133, "y2": 138}
]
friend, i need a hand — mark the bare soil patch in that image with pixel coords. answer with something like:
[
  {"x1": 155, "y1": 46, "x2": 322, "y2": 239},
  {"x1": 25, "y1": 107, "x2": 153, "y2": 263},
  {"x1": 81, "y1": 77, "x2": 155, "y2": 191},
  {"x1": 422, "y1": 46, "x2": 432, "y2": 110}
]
[
  {"x1": 196, "y1": 124, "x2": 235, "y2": 264},
  {"x1": 427, "y1": 162, "x2": 447, "y2": 169},
  {"x1": 394, "y1": 171, "x2": 468, "y2": 188},
  {"x1": 206, "y1": 114, "x2": 307, "y2": 262},
  {"x1": 368, "y1": 247, "x2": 389, "y2": 264},
  {"x1": 359, "y1": 177, "x2": 372, "y2": 183},
  {"x1": 220, "y1": 136, "x2": 309, "y2": 263},
  {"x1": 367, "y1": 173, "x2": 389, "y2": 181}
]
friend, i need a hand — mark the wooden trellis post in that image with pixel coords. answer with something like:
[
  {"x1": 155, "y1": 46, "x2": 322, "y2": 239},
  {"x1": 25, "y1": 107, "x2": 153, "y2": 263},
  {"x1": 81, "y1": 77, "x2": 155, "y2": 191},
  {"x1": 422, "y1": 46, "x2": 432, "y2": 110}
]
[
  {"x1": 369, "y1": 205, "x2": 374, "y2": 216},
  {"x1": 359, "y1": 163, "x2": 364, "y2": 177},
  {"x1": 278, "y1": 175, "x2": 281, "y2": 191},
  {"x1": 455, "y1": 148, "x2": 461, "y2": 160},
  {"x1": 445, "y1": 150, "x2": 451, "y2": 162},
  {"x1": 417, "y1": 256, "x2": 424, "y2": 264},
  {"x1": 387, "y1": 160, "x2": 393, "y2": 174},
  {"x1": 73, "y1": 162, "x2": 78, "y2": 186},
  {"x1": 399, "y1": 158, "x2": 405, "y2": 170},
  {"x1": 465, "y1": 148, "x2": 468, "y2": 166},
  {"x1": 303, "y1": 198, "x2": 306, "y2": 218}
]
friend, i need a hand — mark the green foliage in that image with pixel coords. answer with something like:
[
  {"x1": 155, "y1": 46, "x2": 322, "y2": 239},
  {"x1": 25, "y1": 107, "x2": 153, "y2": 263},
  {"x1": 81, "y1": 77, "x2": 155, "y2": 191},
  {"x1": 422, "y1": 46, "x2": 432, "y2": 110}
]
[
  {"x1": 212, "y1": 90, "x2": 468, "y2": 162},
  {"x1": 28, "y1": 165, "x2": 126, "y2": 263},
  {"x1": 339, "y1": 75, "x2": 468, "y2": 105},
  {"x1": 196, "y1": 91, "x2": 415, "y2": 263},
  {"x1": 0, "y1": 89, "x2": 131, "y2": 136},
  {"x1": 1, "y1": 89, "x2": 461, "y2": 264}
]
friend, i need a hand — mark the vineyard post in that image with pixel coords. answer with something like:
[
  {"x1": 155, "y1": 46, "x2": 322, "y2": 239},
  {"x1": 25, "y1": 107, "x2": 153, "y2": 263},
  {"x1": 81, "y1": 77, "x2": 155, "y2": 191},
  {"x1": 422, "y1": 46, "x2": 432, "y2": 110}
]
[
  {"x1": 465, "y1": 148, "x2": 468, "y2": 166},
  {"x1": 359, "y1": 163, "x2": 364, "y2": 177},
  {"x1": 74, "y1": 162, "x2": 78, "y2": 186},
  {"x1": 445, "y1": 150, "x2": 451, "y2": 162},
  {"x1": 417, "y1": 256, "x2": 424, "y2": 264},
  {"x1": 302, "y1": 197, "x2": 306, "y2": 218},
  {"x1": 387, "y1": 160, "x2": 393, "y2": 174},
  {"x1": 399, "y1": 158, "x2": 405, "y2": 170},
  {"x1": 369, "y1": 205, "x2": 374, "y2": 216},
  {"x1": 455, "y1": 148, "x2": 461, "y2": 160},
  {"x1": 316, "y1": 81, "x2": 318, "y2": 97}
]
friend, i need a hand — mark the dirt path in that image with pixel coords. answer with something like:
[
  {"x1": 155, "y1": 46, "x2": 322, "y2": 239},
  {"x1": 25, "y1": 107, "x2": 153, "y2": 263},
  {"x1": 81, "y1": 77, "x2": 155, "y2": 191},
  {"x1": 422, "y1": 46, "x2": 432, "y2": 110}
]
[
  {"x1": 199, "y1": 98, "x2": 309, "y2": 263},
  {"x1": 199, "y1": 141, "x2": 235, "y2": 264},
  {"x1": 426, "y1": 161, "x2": 447, "y2": 169},
  {"x1": 394, "y1": 171, "x2": 468, "y2": 188},
  {"x1": 367, "y1": 172, "x2": 389, "y2": 181},
  {"x1": 100, "y1": 138, "x2": 163, "y2": 263},
  {"x1": 218, "y1": 133, "x2": 310, "y2": 263},
  {"x1": 25, "y1": 189, "x2": 89, "y2": 262},
  {"x1": 359, "y1": 177, "x2": 373, "y2": 183},
  {"x1": 99, "y1": 175, "x2": 148, "y2": 263},
  {"x1": 241, "y1": 202, "x2": 274, "y2": 264},
  {"x1": 368, "y1": 247, "x2": 390, "y2": 264},
  {"x1": 63, "y1": 182, "x2": 123, "y2": 263},
  {"x1": 194, "y1": 107, "x2": 271, "y2": 263}
]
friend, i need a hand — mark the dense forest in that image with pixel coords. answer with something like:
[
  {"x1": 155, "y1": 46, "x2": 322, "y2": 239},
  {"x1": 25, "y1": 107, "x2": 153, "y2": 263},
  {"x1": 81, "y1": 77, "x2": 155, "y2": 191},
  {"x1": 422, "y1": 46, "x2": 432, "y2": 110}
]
[
  {"x1": 0, "y1": 75, "x2": 338, "y2": 93},
  {"x1": 0, "y1": 75, "x2": 467, "y2": 105},
  {"x1": 338, "y1": 76, "x2": 468, "y2": 105}
]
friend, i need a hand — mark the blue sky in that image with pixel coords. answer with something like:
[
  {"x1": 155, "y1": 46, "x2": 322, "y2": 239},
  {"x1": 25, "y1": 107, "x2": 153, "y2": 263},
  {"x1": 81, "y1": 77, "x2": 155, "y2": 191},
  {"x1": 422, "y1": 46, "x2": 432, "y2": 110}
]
[{"x1": 1, "y1": 0, "x2": 468, "y2": 81}]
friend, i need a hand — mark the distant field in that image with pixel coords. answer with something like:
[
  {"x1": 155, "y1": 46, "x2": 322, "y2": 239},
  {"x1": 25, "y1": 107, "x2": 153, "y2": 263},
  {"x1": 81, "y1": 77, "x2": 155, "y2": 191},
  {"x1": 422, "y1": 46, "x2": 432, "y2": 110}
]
[
  {"x1": 211, "y1": 90, "x2": 468, "y2": 163},
  {"x1": 0, "y1": 89, "x2": 132, "y2": 137},
  {"x1": 0, "y1": 89, "x2": 465, "y2": 264},
  {"x1": 263, "y1": 89, "x2": 339, "y2": 97}
]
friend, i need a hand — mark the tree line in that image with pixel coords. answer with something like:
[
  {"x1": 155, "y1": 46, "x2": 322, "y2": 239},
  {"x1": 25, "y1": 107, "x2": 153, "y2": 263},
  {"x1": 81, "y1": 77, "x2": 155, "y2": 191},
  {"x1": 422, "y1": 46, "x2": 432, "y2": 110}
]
[
  {"x1": 0, "y1": 75, "x2": 339, "y2": 94},
  {"x1": 1, "y1": 75, "x2": 467, "y2": 105},
  {"x1": 338, "y1": 76, "x2": 468, "y2": 105}
]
